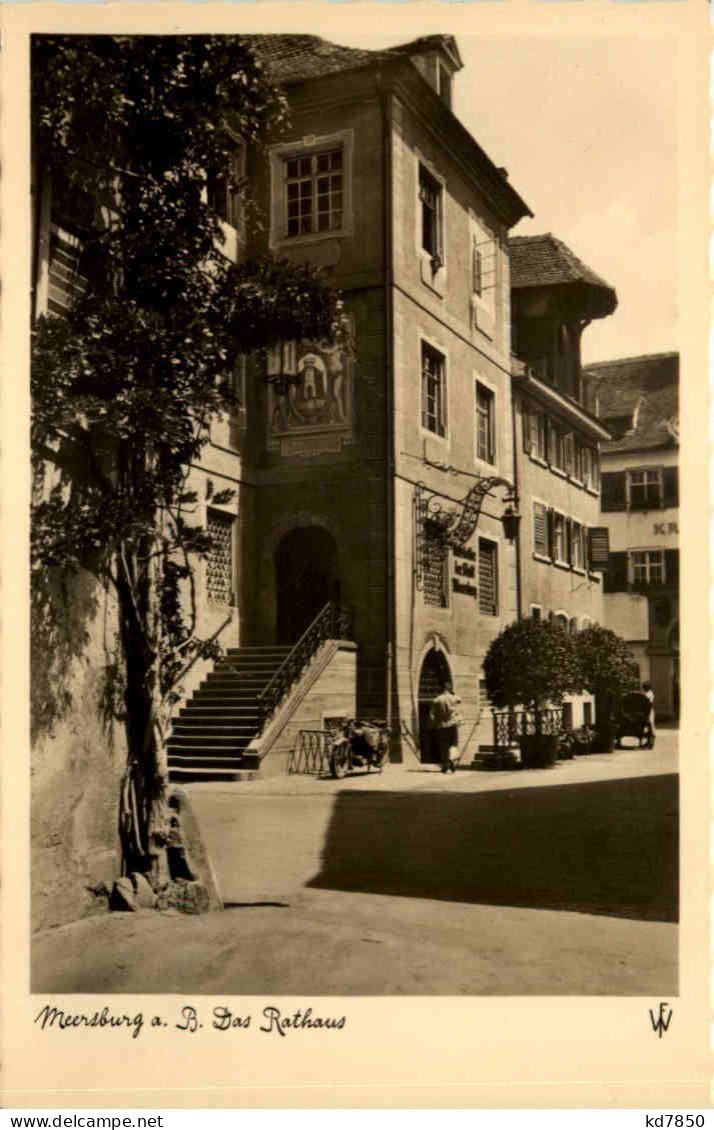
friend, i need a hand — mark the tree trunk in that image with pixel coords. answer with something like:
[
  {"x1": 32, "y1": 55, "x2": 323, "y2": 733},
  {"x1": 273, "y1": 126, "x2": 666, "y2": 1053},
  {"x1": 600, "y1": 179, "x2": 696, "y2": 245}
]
[{"x1": 115, "y1": 548, "x2": 169, "y2": 879}]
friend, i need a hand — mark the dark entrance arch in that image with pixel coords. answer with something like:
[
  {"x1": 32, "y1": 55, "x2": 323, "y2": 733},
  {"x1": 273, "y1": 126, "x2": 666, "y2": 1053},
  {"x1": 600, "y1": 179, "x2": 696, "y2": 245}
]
[
  {"x1": 418, "y1": 647, "x2": 453, "y2": 763},
  {"x1": 275, "y1": 526, "x2": 340, "y2": 644}
]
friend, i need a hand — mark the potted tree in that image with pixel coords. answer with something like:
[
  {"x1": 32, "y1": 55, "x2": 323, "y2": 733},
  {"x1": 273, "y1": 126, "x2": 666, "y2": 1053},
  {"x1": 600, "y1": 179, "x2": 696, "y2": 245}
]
[
  {"x1": 575, "y1": 626, "x2": 640, "y2": 752},
  {"x1": 483, "y1": 619, "x2": 581, "y2": 768}
]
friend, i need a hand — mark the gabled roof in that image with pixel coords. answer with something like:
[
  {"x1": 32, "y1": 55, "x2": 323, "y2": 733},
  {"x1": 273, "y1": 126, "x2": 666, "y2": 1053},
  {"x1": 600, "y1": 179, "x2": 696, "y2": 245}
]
[{"x1": 583, "y1": 352, "x2": 679, "y2": 453}]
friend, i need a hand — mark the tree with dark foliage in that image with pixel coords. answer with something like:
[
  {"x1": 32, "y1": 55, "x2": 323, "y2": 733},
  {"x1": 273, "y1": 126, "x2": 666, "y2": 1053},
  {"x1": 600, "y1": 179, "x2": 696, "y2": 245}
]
[{"x1": 32, "y1": 36, "x2": 346, "y2": 876}]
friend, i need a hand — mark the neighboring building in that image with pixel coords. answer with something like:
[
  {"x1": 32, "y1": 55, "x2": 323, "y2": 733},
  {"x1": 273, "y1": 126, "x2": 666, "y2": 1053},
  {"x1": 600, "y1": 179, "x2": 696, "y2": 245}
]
[
  {"x1": 584, "y1": 353, "x2": 680, "y2": 722},
  {"x1": 507, "y1": 233, "x2": 617, "y2": 731}
]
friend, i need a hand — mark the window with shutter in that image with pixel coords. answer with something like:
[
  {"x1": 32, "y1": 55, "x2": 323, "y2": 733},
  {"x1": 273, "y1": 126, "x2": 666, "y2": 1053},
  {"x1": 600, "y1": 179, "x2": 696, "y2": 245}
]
[
  {"x1": 631, "y1": 549, "x2": 664, "y2": 585},
  {"x1": 600, "y1": 471, "x2": 627, "y2": 511},
  {"x1": 478, "y1": 538, "x2": 498, "y2": 616},
  {"x1": 628, "y1": 468, "x2": 662, "y2": 510},
  {"x1": 533, "y1": 502, "x2": 549, "y2": 557}
]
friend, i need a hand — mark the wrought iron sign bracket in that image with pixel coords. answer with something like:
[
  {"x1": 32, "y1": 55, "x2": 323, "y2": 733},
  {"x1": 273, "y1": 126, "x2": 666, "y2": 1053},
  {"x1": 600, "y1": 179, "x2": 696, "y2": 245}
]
[{"x1": 414, "y1": 472, "x2": 518, "y2": 591}]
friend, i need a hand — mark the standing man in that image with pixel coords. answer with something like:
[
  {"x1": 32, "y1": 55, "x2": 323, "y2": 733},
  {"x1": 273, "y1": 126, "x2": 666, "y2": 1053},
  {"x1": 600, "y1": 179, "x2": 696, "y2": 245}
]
[
  {"x1": 429, "y1": 679, "x2": 462, "y2": 774},
  {"x1": 643, "y1": 681, "x2": 656, "y2": 746}
]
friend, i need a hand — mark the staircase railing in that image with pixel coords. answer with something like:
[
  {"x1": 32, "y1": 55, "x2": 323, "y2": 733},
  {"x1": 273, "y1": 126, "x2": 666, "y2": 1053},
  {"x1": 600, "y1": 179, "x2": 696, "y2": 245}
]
[{"x1": 256, "y1": 601, "x2": 353, "y2": 728}]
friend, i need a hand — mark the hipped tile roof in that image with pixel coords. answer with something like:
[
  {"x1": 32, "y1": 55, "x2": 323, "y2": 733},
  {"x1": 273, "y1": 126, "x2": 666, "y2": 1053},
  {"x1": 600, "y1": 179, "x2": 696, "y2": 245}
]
[
  {"x1": 583, "y1": 353, "x2": 679, "y2": 453},
  {"x1": 508, "y1": 232, "x2": 615, "y2": 294},
  {"x1": 244, "y1": 34, "x2": 460, "y2": 86}
]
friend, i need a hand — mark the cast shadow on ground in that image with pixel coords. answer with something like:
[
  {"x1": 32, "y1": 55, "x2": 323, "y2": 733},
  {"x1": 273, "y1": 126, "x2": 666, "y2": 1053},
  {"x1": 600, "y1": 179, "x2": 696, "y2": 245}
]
[{"x1": 307, "y1": 773, "x2": 678, "y2": 923}]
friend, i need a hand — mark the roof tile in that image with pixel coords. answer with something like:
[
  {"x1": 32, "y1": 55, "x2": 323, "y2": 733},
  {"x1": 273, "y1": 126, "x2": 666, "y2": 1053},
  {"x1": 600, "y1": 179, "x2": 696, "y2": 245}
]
[{"x1": 583, "y1": 353, "x2": 679, "y2": 453}]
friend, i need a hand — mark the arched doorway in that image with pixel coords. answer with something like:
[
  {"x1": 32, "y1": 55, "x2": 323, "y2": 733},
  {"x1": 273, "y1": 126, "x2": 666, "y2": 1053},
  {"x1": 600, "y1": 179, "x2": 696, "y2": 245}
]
[
  {"x1": 418, "y1": 647, "x2": 453, "y2": 763},
  {"x1": 275, "y1": 526, "x2": 340, "y2": 644}
]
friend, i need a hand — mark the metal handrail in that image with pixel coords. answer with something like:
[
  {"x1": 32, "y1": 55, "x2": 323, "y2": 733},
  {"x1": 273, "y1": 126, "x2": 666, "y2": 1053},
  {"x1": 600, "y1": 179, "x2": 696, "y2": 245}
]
[{"x1": 257, "y1": 601, "x2": 353, "y2": 728}]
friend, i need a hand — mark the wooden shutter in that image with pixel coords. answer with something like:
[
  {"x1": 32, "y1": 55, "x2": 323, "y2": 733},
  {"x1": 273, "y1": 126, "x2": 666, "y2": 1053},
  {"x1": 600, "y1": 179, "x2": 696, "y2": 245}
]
[
  {"x1": 564, "y1": 434, "x2": 574, "y2": 477},
  {"x1": 588, "y1": 526, "x2": 610, "y2": 571},
  {"x1": 662, "y1": 466, "x2": 679, "y2": 508},
  {"x1": 533, "y1": 504, "x2": 548, "y2": 555},
  {"x1": 603, "y1": 550, "x2": 628, "y2": 592},
  {"x1": 478, "y1": 540, "x2": 498, "y2": 615},
  {"x1": 600, "y1": 471, "x2": 626, "y2": 512},
  {"x1": 664, "y1": 549, "x2": 679, "y2": 587},
  {"x1": 522, "y1": 403, "x2": 531, "y2": 453}
]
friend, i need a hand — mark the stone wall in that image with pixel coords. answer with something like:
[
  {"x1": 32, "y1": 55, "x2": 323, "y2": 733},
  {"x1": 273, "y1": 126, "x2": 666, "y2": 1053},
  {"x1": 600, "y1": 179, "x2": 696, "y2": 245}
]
[{"x1": 31, "y1": 568, "x2": 126, "y2": 932}]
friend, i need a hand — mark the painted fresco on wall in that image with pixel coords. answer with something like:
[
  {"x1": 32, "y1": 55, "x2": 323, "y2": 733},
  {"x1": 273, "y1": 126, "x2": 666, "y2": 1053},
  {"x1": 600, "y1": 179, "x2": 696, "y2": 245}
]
[{"x1": 268, "y1": 334, "x2": 353, "y2": 458}]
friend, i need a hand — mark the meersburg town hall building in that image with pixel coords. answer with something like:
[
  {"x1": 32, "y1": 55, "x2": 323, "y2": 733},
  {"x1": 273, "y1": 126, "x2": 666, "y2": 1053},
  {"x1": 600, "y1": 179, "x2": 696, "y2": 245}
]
[{"x1": 32, "y1": 35, "x2": 678, "y2": 921}]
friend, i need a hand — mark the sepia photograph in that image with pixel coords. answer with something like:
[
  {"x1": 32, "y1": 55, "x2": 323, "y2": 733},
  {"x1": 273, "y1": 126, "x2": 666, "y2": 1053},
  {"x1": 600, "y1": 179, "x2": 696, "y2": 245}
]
[
  {"x1": 3, "y1": 0, "x2": 710, "y2": 1109},
  {"x1": 29, "y1": 25, "x2": 681, "y2": 997}
]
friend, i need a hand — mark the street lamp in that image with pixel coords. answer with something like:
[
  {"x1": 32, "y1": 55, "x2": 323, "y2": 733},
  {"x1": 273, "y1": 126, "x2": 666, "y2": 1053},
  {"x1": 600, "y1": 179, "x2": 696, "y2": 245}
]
[{"x1": 500, "y1": 503, "x2": 522, "y2": 543}]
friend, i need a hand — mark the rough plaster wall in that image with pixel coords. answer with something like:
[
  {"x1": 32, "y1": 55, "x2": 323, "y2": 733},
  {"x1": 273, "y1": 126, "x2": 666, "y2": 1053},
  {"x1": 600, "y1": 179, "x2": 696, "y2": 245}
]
[{"x1": 31, "y1": 569, "x2": 126, "y2": 932}]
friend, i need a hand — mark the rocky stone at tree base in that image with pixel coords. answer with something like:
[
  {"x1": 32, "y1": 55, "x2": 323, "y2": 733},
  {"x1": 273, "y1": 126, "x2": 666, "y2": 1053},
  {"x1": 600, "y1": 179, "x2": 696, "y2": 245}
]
[
  {"x1": 156, "y1": 879, "x2": 210, "y2": 915},
  {"x1": 130, "y1": 871, "x2": 158, "y2": 909},
  {"x1": 109, "y1": 875, "x2": 139, "y2": 912}
]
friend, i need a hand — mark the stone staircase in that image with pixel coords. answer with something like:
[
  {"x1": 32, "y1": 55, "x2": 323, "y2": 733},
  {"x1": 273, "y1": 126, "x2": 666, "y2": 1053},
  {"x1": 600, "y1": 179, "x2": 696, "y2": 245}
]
[{"x1": 167, "y1": 646, "x2": 292, "y2": 781}]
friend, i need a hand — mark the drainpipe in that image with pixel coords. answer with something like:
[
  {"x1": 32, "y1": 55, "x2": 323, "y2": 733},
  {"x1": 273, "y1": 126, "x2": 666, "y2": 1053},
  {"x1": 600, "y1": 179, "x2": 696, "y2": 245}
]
[
  {"x1": 380, "y1": 73, "x2": 396, "y2": 732},
  {"x1": 510, "y1": 383, "x2": 523, "y2": 620}
]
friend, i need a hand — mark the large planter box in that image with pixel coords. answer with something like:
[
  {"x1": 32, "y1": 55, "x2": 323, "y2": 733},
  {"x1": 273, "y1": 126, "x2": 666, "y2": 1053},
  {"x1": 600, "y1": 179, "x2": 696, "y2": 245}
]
[{"x1": 519, "y1": 733, "x2": 560, "y2": 769}]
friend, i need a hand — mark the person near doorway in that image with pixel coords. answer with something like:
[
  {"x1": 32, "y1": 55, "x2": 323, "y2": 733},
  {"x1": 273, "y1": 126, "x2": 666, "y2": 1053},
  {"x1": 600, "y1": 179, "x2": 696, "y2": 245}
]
[
  {"x1": 428, "y1": 680, "x2": 462, "y2": 773},
  {"x1": 642, "y1": 681, "x2": 656, "y2": 744}
]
